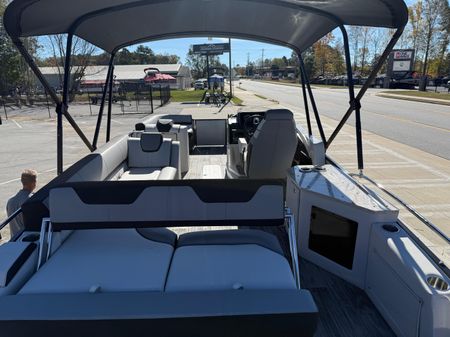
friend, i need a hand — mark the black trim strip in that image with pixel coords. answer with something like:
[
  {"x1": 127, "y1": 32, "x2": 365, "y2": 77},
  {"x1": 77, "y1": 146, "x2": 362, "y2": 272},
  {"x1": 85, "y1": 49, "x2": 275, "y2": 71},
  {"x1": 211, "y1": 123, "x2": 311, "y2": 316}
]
[
  {"x1": 5, "y1": 243, "x2": 36, "y2": 287},
  {"x1": 52, "y1": 219, "x2": 284, "y2": 231},
  {"x1": 58, "y1": 179, "x2": 284, "y2": 204}
]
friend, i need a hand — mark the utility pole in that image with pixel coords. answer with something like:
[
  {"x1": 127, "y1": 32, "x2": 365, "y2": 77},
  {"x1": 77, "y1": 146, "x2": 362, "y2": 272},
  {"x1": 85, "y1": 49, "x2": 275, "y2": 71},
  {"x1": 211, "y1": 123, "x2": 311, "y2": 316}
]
[{"x1": 247, "y1": 53, "x2": 250, "y2": 76}]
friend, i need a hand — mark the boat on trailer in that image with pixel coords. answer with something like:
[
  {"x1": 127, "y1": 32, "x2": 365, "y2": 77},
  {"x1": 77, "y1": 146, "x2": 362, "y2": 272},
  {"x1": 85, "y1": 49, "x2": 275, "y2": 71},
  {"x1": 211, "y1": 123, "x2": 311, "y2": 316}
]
[{"x1": 1, "y1": 1, "x2": 449, "y2": 336}]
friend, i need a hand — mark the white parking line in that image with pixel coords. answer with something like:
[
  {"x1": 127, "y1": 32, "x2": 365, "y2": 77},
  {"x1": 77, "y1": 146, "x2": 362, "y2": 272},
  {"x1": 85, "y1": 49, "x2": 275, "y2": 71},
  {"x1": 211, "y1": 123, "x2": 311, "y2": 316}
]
[
  {"x1": 111, "y1": 119, "x2": 124, "y2": 125},
  {"x1": 11, "y1": 119, "x2": 22, "y2": 129}
]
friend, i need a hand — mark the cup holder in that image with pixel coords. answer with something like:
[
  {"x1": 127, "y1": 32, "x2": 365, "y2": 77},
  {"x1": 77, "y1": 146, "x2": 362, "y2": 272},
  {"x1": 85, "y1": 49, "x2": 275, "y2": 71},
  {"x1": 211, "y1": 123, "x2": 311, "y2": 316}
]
[
  {"x1": 299, "y1": 167, "x2": 312, "y2": 173},
  {"x1": 22, "y1": 233, "x2": 40, "y2": 242},
  {"x1": 427, "y1": 276, "x2": 449, "y2": 292},
  {"x1": 382, "y1": 224, "x2": 399, "y2": 233}
]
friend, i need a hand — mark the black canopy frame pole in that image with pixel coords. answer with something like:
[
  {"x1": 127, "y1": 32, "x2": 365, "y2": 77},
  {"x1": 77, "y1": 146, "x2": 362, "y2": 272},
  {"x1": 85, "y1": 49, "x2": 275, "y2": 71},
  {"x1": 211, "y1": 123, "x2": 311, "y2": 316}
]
[
  {"x1": 10, "y1": 37, "x2": 94, "y2": 174},
  {"x1": 93, "y1": 53, "x2": 115, "y2": 149},
  {"x1": 326, "y1": 27, "x2": 404, "y2": 154},
  {"x1": 58, "y1": 33, "x2": 75, "y2": 175},
  {"x1": 298, "y1": 55, "x2": 326, "y2": 145},
  {"x1": 339, "y1": 24, "x2": 364, "y2": 172},
  {"x1": 299, "y1": 66, "x2": 313, "y2": 137},
  {"x1": 106, "y1": 64, "x2": 115, "y2": 142}
]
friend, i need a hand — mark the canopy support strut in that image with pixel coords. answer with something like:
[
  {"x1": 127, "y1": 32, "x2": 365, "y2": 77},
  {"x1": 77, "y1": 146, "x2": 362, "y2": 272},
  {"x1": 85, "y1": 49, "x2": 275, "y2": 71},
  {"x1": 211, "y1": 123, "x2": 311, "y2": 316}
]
[
  {"x1": 106, "y1": 63, "x2": 115, "y2": 142},
  {"x1": 326, "y1": 27, "x2": 404, "y2": 154},
  {"x1": 298, "y1": 55, "x2": 326, "y2": 145},
  {"x1": 93, "y1": 53, "x2": 115, "y2": 149},
  {"x1": 299, "y1": 66, "x2": 312, "y2": 136},
  {"x1": 11, "y1": 36, "x2": 94, "y2": 176},
  {"x1": 340, "y1": 25, "x2": 364, "y2": 171}
]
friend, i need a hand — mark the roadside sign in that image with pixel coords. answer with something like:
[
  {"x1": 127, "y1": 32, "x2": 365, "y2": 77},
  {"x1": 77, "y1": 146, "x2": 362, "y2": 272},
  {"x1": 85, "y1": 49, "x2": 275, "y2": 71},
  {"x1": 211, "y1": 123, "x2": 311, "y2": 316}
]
[
  {"x1": 388, "y1": 49, "x2": 415, "y2": 73},
  {"x1": 193, "y1": 43, "x2": 230, "y2": 55}
]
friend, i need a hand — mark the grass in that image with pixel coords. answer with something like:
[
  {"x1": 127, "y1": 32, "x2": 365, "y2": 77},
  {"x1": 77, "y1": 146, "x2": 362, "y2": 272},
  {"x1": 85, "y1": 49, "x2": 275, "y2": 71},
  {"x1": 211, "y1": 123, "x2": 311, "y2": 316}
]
[
  {"x1": 231, "y1": 96, "x2": 243, "y2": 105},
  {"x1": 170, "y1": 89, "x2": 206, "y2": 102},
  {"x1": 381, "y1": 90, "x2": 450, "y2": 101}
]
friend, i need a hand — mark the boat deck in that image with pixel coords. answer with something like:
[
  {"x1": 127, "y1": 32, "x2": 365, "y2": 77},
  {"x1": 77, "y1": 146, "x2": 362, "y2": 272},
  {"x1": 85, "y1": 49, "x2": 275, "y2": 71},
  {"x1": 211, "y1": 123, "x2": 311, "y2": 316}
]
[{"x1": 300, "y1": 259, "x2": 395, "y2": 337}]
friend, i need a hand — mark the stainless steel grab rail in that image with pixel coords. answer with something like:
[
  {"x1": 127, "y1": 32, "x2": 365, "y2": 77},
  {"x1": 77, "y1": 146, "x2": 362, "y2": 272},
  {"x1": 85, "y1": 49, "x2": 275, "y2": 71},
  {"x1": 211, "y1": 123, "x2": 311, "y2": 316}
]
[{"x1": 350, "y1": 172, "x2": 450, "y2": 243}]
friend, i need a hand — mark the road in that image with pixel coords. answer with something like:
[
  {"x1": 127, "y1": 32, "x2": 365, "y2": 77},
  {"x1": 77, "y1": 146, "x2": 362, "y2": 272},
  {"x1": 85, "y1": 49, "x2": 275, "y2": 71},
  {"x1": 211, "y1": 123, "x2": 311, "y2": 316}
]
[{"x1": 239, "y1": 80, "x2": 450, "y2": 160}]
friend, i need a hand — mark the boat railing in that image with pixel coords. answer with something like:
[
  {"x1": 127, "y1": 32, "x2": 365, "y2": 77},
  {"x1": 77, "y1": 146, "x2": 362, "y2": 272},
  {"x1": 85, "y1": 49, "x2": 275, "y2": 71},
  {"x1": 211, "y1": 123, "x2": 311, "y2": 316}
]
[{"x1": 350, "y1": 172, "x2": 450, "y2": 243}]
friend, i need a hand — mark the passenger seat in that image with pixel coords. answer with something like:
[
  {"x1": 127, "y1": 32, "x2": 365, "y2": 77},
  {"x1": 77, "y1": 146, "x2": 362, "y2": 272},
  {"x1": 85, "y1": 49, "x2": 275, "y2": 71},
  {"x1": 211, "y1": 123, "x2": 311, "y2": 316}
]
[
  {"x1": 138, "y1": 119, "x2": 190, "y2": 174},
  {"x1": 120, "y1": 132, "x2": 180, "y2": 181}
]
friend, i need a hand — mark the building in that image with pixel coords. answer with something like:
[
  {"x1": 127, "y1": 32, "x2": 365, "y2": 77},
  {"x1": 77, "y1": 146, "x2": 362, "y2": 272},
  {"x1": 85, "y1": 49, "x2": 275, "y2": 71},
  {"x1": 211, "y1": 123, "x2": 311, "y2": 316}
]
[{"x1": 37, "y1": 64, "x2": 192, "y2": 91}]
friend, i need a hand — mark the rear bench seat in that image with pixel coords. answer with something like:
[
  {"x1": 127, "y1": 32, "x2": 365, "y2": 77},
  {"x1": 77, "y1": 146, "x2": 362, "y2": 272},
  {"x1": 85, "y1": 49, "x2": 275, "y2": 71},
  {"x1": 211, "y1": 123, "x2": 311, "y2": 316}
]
[
  {"x1": 9, "y1": 180, "x2": 317, "y2": 337},
  {"x1": 120, "y1": 132, "x2": 180, "y2": 181}
]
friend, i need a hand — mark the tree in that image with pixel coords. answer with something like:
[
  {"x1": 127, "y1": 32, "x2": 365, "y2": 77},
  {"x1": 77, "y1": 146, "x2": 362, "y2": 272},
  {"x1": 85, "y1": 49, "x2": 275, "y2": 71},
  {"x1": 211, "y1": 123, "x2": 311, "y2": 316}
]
[
  {"x1": 0, "y1": 0, "x2": 38, "y2": 95},
  {"x1": 416, "y1": 0, "x2": 447, "y2": 89},
  {"x1": 44, "y1": 34, "x2": 97, "y2": 94},
  {"x1": 186, "y1": 47, "x2": 220, "y2": 79}
]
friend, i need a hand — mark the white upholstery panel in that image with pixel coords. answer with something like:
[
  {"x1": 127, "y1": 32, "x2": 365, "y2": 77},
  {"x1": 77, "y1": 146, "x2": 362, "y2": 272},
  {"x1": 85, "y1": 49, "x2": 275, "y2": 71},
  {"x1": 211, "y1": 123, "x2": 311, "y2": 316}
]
[
  {"x1": 119, "y1": 168, "x2": 161, "y2": 181},
  {"x1": 165, "y1": 245, "x2": 296, "y2": 291},
  {"x1": 19, "y1": 229, "x2": 174, "y2": 294}
]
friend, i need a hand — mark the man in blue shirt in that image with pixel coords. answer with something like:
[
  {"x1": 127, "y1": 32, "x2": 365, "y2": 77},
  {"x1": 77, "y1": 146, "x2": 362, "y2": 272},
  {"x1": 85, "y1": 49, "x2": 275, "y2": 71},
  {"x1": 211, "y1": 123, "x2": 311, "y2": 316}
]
[{"x1": 6, "y1": 169, "x2": 37, "y2": 237}]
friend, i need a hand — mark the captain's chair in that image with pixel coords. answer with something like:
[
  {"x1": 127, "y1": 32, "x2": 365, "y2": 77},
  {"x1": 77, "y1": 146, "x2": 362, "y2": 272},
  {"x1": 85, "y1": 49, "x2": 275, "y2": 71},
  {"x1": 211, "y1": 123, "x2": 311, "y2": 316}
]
[{"x1": 227, "y1": 109, "x2": 297, "y2": 179}]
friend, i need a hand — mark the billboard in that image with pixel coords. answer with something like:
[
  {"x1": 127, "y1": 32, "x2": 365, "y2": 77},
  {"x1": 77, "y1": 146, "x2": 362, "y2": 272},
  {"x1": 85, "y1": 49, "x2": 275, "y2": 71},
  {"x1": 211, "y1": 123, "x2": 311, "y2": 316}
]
[{"x1": 193, "y1": 43, "x2": 230, "y2": 55}]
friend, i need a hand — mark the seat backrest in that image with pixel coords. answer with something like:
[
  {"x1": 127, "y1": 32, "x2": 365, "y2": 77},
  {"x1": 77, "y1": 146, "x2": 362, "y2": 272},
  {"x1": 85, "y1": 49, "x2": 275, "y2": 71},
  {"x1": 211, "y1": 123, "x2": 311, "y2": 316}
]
[
  {"x1": 48, "y1": 180, "x2": 285, "y2": 230},
  {"x1": 247, "y1": 109, "x2": 297, "y2": 179},
  {"x1": 144, "y1": 121, "x2": 189, "y2": 173},
  {"x1": 128, "y1": 133, "x2": 173, "y2": 169}
]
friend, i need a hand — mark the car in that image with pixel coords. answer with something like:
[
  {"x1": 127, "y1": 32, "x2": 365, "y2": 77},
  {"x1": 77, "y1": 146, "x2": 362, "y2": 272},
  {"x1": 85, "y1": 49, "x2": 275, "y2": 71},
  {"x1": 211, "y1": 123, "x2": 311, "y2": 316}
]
[{"x1": 194, "y1": 79, "x2": 208, "y2": 90}]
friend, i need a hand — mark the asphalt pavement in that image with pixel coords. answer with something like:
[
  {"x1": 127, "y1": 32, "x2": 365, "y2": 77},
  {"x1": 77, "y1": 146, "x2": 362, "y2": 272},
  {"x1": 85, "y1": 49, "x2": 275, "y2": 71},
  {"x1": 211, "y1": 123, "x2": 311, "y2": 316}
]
[{"x1": 239, "y1": 80, "x2": 450, "y2": 160}]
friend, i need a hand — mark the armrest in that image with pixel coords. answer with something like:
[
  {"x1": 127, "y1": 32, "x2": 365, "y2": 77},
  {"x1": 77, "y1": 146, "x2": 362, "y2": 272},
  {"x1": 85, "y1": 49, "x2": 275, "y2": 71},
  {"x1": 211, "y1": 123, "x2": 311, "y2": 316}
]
[{"x1": 158, "y1": 167, "x2": 177, "y2": 180}]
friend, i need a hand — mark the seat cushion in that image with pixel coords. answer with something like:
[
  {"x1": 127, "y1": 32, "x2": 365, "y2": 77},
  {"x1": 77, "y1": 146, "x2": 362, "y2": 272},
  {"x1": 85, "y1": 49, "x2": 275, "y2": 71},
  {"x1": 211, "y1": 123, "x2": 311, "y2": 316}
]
[
  {"x1": 119, "y1": 168, "x2": 161, "y2": 181},
  {"x1": 19, "y1": 229, "x2": 175, "y2": 294},
  {"x1": 165, "y1": 230, "x2": 296, "y2": 292}
]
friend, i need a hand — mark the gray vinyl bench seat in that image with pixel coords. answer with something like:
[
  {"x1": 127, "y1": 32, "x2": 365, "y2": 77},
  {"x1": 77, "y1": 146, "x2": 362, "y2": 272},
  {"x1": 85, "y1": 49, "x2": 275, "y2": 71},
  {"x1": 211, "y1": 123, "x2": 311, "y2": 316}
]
[
  {"x1": 19, "y1": 228, "x2": 176, "y2": 294},
  {"x1": 166, "y1": 229, "x2": 296, "y2": 291}
]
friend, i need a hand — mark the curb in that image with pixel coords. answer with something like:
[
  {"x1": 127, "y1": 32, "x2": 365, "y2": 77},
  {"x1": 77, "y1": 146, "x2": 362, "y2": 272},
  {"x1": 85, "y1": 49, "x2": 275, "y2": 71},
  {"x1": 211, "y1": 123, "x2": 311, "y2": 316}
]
[{"x1": 377, "y1": 93, "x2": 450, "y2": 106}]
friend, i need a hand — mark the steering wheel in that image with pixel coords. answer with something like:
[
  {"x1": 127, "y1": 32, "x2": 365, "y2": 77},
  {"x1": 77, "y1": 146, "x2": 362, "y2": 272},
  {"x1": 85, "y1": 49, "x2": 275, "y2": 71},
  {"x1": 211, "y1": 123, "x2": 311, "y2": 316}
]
[{"x1": 243, "y1": 114, "x2": 264, "y2": 137}]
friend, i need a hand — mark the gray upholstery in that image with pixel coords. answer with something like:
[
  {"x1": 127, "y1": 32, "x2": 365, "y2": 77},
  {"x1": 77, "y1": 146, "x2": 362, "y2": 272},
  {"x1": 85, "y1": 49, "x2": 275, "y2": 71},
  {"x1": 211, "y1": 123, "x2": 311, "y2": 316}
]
[
  {"x1": 144, "y1": 124, "x2": 189, "y2": 174},
  {"x1": 178, "y1": 229, "x2": 285, "y2": 256},
  {"x1": 247, "y1": 109, "x2": 297, "y2": 179},
  {"x1": 123, "y1": 133, "x2": 180, "y2": 180},
  {"x1": 140, "y1": 133, "x2": 163, "y2": 152},
  {"x1": 48, "y1": 182, "x2": 284, "y2": 228},
  {"x1": 165, "y1": 230, "x2": 296, "y2": 292},
  {"x1": 19, "y1": 229, "x2": 174, "y2": 294},
  {"x1": 0, "y1": 290, "x2": 318, "y2": 337},
  {"x1": 229, "y1": 109, "x2": 297, "y2": 179}
]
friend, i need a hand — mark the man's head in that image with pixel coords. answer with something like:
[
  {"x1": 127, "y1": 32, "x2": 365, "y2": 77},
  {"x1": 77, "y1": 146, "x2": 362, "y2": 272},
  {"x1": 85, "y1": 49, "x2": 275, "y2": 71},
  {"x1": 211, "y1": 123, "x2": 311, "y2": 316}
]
[{"x1": 21, "y1": 169, "x2": 37, "y2": 192}]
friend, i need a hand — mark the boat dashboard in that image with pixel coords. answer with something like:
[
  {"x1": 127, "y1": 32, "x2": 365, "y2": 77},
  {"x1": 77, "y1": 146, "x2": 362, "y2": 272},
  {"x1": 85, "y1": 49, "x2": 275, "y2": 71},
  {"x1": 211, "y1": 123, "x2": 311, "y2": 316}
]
[{"x1": 228, "y1": 111, "x2": 266, "y2": 144}]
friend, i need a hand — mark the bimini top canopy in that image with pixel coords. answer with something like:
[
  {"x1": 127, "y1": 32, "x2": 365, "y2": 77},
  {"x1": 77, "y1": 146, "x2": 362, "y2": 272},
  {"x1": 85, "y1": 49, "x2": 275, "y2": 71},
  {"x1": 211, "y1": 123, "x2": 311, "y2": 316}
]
[{"x1": 4, "y1": 0, "x2": 408, "y2": 54}]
